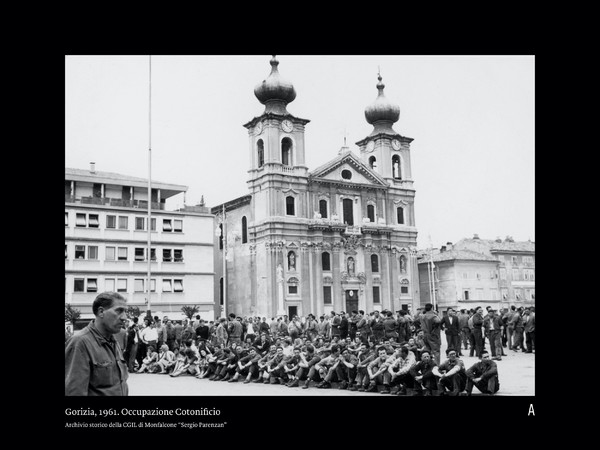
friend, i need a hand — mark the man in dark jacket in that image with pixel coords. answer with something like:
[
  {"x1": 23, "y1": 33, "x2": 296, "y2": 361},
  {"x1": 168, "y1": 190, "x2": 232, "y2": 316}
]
[
  {"x1": 442, "y1": 307, "x2": 461, "y2": 356},
  {"x1": 409, "y1": 350, "x2": 438, "y2": 396},
  {"x1": 523, "y1": 307, "x2": 535, "y2": 353},
  {"x1": 420, "y1": 303, "x2": 442, "y2": 364},
  {"x1": 339, "y1": 312, "x2": 349, "y2": 340},
  {"x1": 471, "y1": 306, "x2": 485, "y2": 358},
  {"x1": 465, "y1": 350, "x2": 500, "y2": 395}
]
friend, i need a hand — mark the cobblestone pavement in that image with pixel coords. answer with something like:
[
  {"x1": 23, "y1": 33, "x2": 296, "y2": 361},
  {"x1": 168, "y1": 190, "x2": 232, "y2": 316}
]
[{"x1": 128, "y1": 341, "x2": 534, "y2": 396}]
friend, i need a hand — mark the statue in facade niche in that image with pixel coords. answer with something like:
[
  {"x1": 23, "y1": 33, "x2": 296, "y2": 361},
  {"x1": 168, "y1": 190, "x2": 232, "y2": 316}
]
[
  {"x1": 276, "y1": 264, "x2": 284, "y2": 283},
  {"x1": 288, "y1": 251, "x2": 296, "y2": 271},
  {"x1": 400, "y1": 255, "x2": 407, "y2": 273},
  {"x1": 347, "y1": 257, "x2": 355, "y2": 276}
]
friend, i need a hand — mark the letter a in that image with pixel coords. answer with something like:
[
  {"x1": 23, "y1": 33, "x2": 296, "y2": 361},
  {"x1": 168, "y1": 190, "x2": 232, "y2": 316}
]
[{"x1": 528, "y1": 404, "x2": 535, "y2": 416}]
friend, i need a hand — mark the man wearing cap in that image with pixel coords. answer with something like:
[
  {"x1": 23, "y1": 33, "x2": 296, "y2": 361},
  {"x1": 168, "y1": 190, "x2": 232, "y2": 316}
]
[
  {"x1": 339, "y1": 311, "x2": 349, "y2": 340},
  {"x1": 353, "y1": 343, "x2": 376, "y2": 391},
  {"x1": 483, "y1": 309, "x2": 504, "y2": 360},
  {"x1": 383, "y1": 311, "x2": 399, "y2": 341},
  {"x1": 465, "y1": 350, "x2": 500, "y2": 395},
  {"x1": 65, "y1": 291, "x2": 129, "y2": 396},
  {"x1": 370, "y1": 310, "x2": 385, "y2": 343},
  {"x1": 433, "y1": 350, "x2": 467, "y2": 396},
  {"x1": 314, "y1": 345, "x2": 342, "y2": 389},
  {"x1": 420, "y1": 303, "x2": 442, "y2": 364}
]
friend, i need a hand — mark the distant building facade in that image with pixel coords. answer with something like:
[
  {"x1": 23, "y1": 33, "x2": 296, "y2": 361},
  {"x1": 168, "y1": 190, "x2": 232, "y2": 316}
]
[
  {"x1": 212, "y1": 56, "x2": 420, "y2": 319},
  {"x1": 65, "y1": 165, "x2": 215, "y2": 321},
  {"x1": 418, "y1": 235, "x2": 535, "y2": 311}
]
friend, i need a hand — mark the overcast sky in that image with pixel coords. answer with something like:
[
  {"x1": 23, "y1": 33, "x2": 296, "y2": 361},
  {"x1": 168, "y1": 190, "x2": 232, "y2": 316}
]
[{"x1": 65, "y1": 55, "x2": 534, "y2": 249}]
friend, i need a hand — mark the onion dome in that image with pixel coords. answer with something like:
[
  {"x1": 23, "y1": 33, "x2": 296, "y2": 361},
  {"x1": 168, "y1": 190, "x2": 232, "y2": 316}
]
[
  {"x1": 364, "y1": 74, "x2": 400, "y2": 128},
  {"x1": 254, "y1": 55, "x2": 296, "y2": 115}
]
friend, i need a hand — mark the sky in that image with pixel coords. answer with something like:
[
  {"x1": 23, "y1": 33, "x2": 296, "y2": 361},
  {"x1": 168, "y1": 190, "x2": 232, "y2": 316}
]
[{"x1": 65, "y1": 55, "x2": 534, "y2": 250}]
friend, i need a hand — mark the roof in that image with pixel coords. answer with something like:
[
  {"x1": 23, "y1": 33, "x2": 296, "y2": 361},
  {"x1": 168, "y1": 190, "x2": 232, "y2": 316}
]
[
  {"x1": 65, "y1": 167, "x2": 188, "y2": 196},
  {"x1": 309, "y1": 150, "x2": 388, "y2": 187},
  {"x1": 417, "y1": 248, "x2": 498, "y2": 264}
]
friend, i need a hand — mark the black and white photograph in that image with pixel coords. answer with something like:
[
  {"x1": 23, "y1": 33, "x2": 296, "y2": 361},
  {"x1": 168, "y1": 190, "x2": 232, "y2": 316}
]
[{"x1": 63, "y1": 54, "x2": 536, "y2": 430}]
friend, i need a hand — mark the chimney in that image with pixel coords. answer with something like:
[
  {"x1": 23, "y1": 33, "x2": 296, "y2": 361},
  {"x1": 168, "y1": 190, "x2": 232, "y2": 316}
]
[
  {"x1": 440, "y1": 245, "x2": 447, "y2": 252},
  {"x1": 473, "y1": 233, "x2": 479, "y2": 240},
  {"x1": 446, "y1": 242, "x2": 453, "y2": 250},
  {"x1": 90, "y1": 162, "x2": 96, "y2": 173}
]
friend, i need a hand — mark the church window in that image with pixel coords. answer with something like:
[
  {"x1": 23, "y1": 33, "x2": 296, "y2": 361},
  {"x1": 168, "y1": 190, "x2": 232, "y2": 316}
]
[
  {"x1": 242, "y1": 216, "x2": 248, "y2": 243},
  {"x1": 369, "y1": 156, "x2": 377, "y2": 170},
  {"x1": 257, "y1": 139, "x2": 264, "y2": 168},
  {"x1": 319, "y1": 199, "x2": 328, "y2": 218},
  {"x1": 396, "y1": 206, "x2": 404, "y2": 225},
  {"x1": 219, "y1": 224, "x2": 223, "y2": 249},
  {"x1": 322, "y1": 252, "x2": 331, "y2": 271},
  {"x1": 341, "y1": 169, "x2": 352, "y2": 180},
  {"x1": 286, "y1": 196, "x2": 295, "y2": 216},
  {"x1": 371, "y1": 254, "x2": 379, "y2": 273},
  {"x1": 367, "y1": 204, "x2": 375, "y2": 222},
  {"x1": 281, "y1": 138, "x2": 293, "y2": 166},
  {"x1": 392, "y1": 155, "x2": 402, "y2": 180},
  {"x1": 343, "y1": 198, "x2": 354, "y2": 225},
  {"x1": 323, "y1": 286, "x2": 332, "y2": 305}
]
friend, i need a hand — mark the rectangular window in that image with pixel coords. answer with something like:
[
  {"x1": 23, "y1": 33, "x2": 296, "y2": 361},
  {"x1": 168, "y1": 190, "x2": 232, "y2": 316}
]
[
  {"x1": 117, "y1": 247, "x2": 128, "y2": 261},
  {"x1": 512, "y1": 256, "x2": 518, "y2": 265},
  {"x1": 106, "y1": 215, "x2": 116, "y2": 229},
  {"x1": 163, "y1": 219, "x2": 172, "y2": 232},
  {"x1": 477, "y1": 288, "x2": 484, "y2": 300},
  {"x1": 76, "y1": 213, "x2": 86, "y2": 227},
  {"x1": 87, "y1": 278, "x2": 98, "y2": 292},
  {"x1": 288, "y1": 285, "x2": 298, "y2": 294},
  {"x1": 150, "y1": 248, "x2": 156, "y2": 261},
  {"x1": 134, "y1": 279, "x2": 145, "y2": 292},
  {"x1": 174, "y1": 279, "x2": 184, "y2": 292},
  {"x1": 117, "y1": 278, "x2": 127, "y2": 292},
  {"x1": 174, "y1": 219, "x2": 183, "y2": 232},
  {"x1": 75, "y1": 245, "x2": 85, "y2": 259},
  {"x1": 135, "y1": 217, "x2": 145, "y2": 231},
  {"x1": 135, "y1": 248, "x2": 145, "y2": 261},
  {"x1": 118, "y1": 216, "x2": 128, "y2": 230},
  {"x1": 151, "y1": 218, "x2": 156, "y2": 231},
  {"x1": 74, "y1": 278, "x2": 85, "y2": 292},
  {"x1": 163, "y1": 249, "x2": 172, "y2": 262},
  {"x1": 106, "y1": 246, "x2": 116, "y2": 261},
  {"x1": 88, "y1": 246, "x2": 98, "y2": 260},
  {"x1": 373, "y1": 286, "x2": 380, "y2": 304},
  {"x1": 463, "y1": 290, "x2": 470, "y2": 301},
  {"x1": 150, "y1": 279, "x2": 156, "y2": 292},
  {"x1": 174, "y1": 249, "x2": 183, "y2": 262},
  {"x1": 400, "y1": 286, "x2": 408, "y2": 294},
  {"x1": 490, "y1": 289, "x2": 498, "y2": 300},
  {"x1": 512, "y1": 269, "x2": 520, "y2": 281},
  {"x1": 462, "y1": 272, "x2": 468, "y2": 279},
  {"x1": 323, "y1": 286, "x2": 332, "y2": 305},
  {"x1": 65, "y1": 212, "x2": 69, "y2": 227},
  {"x1": 65, "y1": 244, "x2": 68, "y2": 260},
  {"x1": 531, "y1": 290, "x2": 535, "y2": 301},
  {"x1": 501, "y1": 289, "x2": 508, "y2": 300},
  {"x1": 105, "y1": 278, "x2": 115, "y2": 292},
  {"x1": 88, "y1": 214, "x2": 99, "y2": 228},
  {"x1": 162, "y1": 279, "x2": 172, "y2": 292},
  {"x1": 500, "y1": 268, "x2": 507, "y2": 280}
]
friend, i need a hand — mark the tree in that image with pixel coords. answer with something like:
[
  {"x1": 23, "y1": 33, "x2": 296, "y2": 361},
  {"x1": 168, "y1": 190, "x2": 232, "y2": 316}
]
[
  {"x1": 65, "y1": 304, "x2": 81, "y2": 323},
  {"x1": 181, "y1": 305, "x2": 199, "y2": 320},
  {"x1": 126, "y1": 305, "x2": 142, "y2": 320}
]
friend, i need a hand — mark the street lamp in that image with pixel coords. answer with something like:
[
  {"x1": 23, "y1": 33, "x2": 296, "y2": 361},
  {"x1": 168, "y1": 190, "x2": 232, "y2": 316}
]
[{"x1": 215, "y1": 204, "x2": 227, "y2": 318}]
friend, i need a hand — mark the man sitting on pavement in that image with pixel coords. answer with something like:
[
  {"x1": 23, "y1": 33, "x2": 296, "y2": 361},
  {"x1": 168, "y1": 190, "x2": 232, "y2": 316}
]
[
  {"x1": 465, "y1": 350, "x2": 500, "y2": 396},
  {"x1": 432, "y1": 349, "x2": 467, "y2": 396}
]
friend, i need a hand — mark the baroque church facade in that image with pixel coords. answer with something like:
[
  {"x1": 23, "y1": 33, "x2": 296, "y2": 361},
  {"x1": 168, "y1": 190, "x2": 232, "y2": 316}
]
[{"x1": 212, "y1": 56, "x2": 420, "y2": 319}]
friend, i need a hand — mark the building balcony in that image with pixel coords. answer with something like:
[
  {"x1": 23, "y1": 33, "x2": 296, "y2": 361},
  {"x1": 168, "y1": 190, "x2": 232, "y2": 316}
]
[{"x1": 65, "y1": 195, "x2": 165, "y2": 210}]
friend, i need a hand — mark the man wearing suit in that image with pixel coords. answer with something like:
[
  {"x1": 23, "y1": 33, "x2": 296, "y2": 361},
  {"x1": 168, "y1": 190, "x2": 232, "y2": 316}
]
[
  {"x1": 483, "y1": 309, "x2": 504, "y2": 361},
  {"x1": 442, "y1": 308, "x2": 462, "y2": 356},
  {"x1": 471, "y1": 306, "x2": 485, "y2": 358},
  {"x1": 458, "y1": 309, "x2": 470, "y2": 352}
]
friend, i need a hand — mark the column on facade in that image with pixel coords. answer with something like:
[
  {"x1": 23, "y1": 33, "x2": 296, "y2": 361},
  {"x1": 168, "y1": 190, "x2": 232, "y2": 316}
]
[
  {"x1": 364, "y1": 242, "x2": 373, "y2": 313},
  {"x1": 315, "y1": 246, "x2": 323, "y2": 317},
  {"x1": 332, "y1": 244, "x2": 342, "y2": 312},
  {"x1": 381, "y1": 247, "x2": 392, "y2": 312},
  {"x1": 250, "y1": 244, "x2": 257, "y2": 316},
  {"x1": 301, "y1": 244, "x2": 311, "y2": 316}
]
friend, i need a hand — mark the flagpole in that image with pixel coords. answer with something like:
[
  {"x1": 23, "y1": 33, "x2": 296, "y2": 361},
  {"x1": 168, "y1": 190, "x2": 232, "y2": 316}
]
[{"x1": 146, "y1": 54, "x2": 152, "y2": 320}]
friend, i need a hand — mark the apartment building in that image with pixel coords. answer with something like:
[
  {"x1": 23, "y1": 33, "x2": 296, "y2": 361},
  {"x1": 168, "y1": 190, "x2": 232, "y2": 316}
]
[{"x1": 65, "y1": 165, "x2": 215, "y2": 322}]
